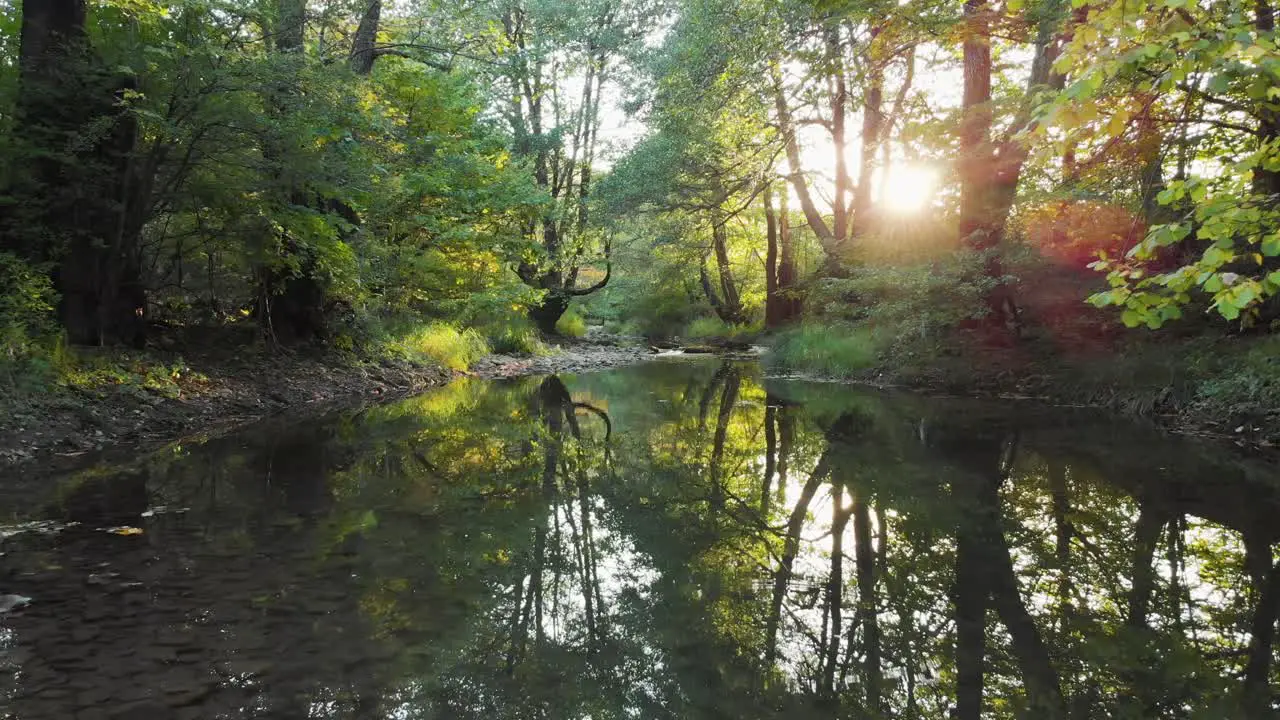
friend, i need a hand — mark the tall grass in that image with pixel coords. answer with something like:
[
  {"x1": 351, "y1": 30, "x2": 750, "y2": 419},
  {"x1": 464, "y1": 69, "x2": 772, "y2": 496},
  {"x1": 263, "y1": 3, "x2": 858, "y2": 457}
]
[
  {"x1": 684, "y1": 316, "x2": 763, "y2": 343},
  {"x1": 483, "y1": 317, "x2": 548, "y2": 355},
  {"x1": 766, "y1": 324, "x2": 883, "y2": 378},
  {"x1": 555, "y1": 308, "x2": 587, "y2": 338},
  {"x1": 387, "y1": 322, "x2": 490, "y2": 370}
]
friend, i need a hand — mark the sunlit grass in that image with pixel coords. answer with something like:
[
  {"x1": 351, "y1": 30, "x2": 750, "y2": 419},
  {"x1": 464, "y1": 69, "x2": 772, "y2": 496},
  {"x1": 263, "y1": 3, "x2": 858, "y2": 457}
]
[
  {"x1": 766, "y1": 324, "x2": 883, "y2": 378},
  {"x1": 555, "y1": 309, "x2": 587, "y2": 338},
  {"x1": 684, "y1": 316, "x2": 762, "y2": 343},
  {"x1": 387, "y1": 322, "x2": 490, "y2": 371},
  {"x1": 482, "y1": 317, "x2": 549, "y2": 355},
  {"x1": 54, "y1": 346, "x2": 207, "y2": 400}
]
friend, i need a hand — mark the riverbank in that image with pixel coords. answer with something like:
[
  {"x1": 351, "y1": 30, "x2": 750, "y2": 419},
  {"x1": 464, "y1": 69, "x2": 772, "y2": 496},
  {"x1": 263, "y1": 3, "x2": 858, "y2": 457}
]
[
  {"x1": 0, "y1": 340, "x2": 653, "y2": 474},
  {"x1": 765, "y1": 326, "x2": 1280, "y2": 447}
]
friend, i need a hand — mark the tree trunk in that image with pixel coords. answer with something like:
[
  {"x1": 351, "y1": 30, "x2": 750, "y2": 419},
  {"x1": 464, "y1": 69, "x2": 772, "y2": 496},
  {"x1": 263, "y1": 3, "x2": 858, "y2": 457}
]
[
  {"x1": 255, "y1": 0, "x2": 332, "y2": 344},
  {"x1": 771, "y1": 62, "x2": 836, "y2": 255},
  {"x1": 764, "y1": 451, "x2": 829, "y2": 668},
  {"x1": 1243, "y1": 551, "x2": 1280, "y2": 717},
  {"x1": 954, "y1": 519, "x2": 987, "y2": 720},
  {"x1": 1255, "y1": 0, "x2": 1280, "y2": 200},
  {"x1": 762, "y1": 402, "x2": 777, "y2": 515},
  {"x1": 699, "y1": 254, "x2": 725, "y2": 321},
  {"x1": 349, "y1": 0, "x2": 381, "y2": 75},
  {"x1": 276, "y1": 0, "x2": 305, "y2": 53},
  {"x1": 852, "y1": 26, "x2": 884, "y2": 234},
  {"x1": 853, "y1": 491, "x2": 882, "y2": 714},
  {"x1": 983, "y1": 490, "x2": 1066, "y2": 718},
  {"x1": 1048, "y1": 463, "x2": 1074, "y2": 636},
  {"x1": 958, "y1": 0, "x2": 1002, "y2": 304},
  {"x1": 708, "y1": 367, "x2": 740, "y2": 510},
  {"x1": 821, "y1": 480, "x2": 851, "y2": 701},
  {"x1": 12, "y1": 0, "x2": 148, "y2": 347},
  {"x1": 826, "y1": 27, "x2": 851, "y2": 262},
  {"x1": 531, "y1": 293, "x2": 571, "y2": 334},
  {"x1": 764, "y1": 184, "x2": 782, "y2": 329},
  {"x1": 778, "y1": 187, "x2": 801, "y2": 320},
  {"x1": 1127, "y1": 501, "x2": 1165, "y2": 628},
  {"x1": 711, "y1": 220, "x2": 744, "y2": 323},
  {"x1": 959, "y1": 0, "x2": 1072, "y2": 330}
]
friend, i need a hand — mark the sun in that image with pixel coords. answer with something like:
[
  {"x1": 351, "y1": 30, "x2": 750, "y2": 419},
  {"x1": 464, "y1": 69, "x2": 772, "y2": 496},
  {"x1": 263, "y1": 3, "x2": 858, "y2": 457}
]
[{"x1": 880, "y1": 164, "x2": 938, "y2": 213}]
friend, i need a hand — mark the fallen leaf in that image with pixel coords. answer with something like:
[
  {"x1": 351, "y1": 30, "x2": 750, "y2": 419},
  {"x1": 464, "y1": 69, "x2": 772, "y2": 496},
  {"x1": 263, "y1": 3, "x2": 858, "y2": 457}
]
[{"x1": 108, "y1": 527, "x2": 144, "y2": 536}]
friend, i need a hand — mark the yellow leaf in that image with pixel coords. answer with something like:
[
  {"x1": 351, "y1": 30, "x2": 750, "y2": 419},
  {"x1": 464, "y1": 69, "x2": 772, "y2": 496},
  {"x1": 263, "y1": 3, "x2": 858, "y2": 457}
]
[
  {"x1": 109, "y1": 527, "x2": 144, "y2": 536},
  {"x1": 1106, "y1": 112, "x2": 1128, "y2": 136}
]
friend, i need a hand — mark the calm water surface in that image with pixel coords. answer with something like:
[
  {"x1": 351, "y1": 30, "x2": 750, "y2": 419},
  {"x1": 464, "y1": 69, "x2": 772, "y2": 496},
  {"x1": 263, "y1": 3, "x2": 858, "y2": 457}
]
[{"x1": 3, "y1": 358, "x2": 1280, "y2": 719}]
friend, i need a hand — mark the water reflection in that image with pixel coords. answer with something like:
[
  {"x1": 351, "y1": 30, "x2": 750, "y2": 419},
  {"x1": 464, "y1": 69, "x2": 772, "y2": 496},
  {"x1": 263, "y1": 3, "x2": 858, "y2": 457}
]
[{"x1": 2, "y1": 360, "x2": 1280, "y2": 718}]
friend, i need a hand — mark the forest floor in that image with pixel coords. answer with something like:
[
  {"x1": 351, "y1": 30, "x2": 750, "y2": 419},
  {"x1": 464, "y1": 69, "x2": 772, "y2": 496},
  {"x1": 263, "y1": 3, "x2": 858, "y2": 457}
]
[{"x1": 0, "y1": 339, "x2": 653, "y2": 476}]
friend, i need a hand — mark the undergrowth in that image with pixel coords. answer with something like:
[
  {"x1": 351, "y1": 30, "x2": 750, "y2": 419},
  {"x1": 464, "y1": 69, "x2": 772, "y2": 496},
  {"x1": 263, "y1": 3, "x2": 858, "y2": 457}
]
[
  {"x1": 382, "y1": 322, "x2": 491, "y2": 371},
  {"x1": 684, "y1": 317, "x2": 763, "y2": 343},
  {"x1": 556, "y1": 309, "x2": 588, "y2": 338},
  {"x1": 766, "y1": 324, "x2": 883, "y2": 378}
]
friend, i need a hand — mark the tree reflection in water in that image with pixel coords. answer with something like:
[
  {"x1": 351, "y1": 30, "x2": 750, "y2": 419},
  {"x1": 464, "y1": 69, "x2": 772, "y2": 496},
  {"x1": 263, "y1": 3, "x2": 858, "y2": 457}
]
[{"x1": 3, "y1": 360, "x2": 1280, "y2": 718}]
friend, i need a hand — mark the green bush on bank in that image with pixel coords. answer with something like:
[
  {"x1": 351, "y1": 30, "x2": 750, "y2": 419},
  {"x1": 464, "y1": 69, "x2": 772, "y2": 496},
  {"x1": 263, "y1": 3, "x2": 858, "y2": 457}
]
[
  {"x1": 555, "y1": 308, "x2": 587, "y2": 338},
  {"x1": 684, "y1": 316, "x2": 762, "y2": 344},
  {"x1": 383, "y1": 322, "x2": 490, "y2": 371},
  {"x1": 0, "y1": 253, "x2": 59, "y2": 391},
  {"x1": 767, "y1": 324, "x2": 883, "y2": 378},
  {"x1": 766, "y1": 251, "x2": 990, "y2": 379},
  {"x1": 1192, "y1": 335, "x2": 1280, "y2": 421}
]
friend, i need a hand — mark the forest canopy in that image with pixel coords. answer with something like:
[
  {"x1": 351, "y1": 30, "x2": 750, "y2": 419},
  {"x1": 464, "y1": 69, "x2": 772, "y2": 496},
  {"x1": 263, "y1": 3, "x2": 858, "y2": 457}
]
[{"x1": 1, "y1": 0, "x2": 1278, "y2": 392}]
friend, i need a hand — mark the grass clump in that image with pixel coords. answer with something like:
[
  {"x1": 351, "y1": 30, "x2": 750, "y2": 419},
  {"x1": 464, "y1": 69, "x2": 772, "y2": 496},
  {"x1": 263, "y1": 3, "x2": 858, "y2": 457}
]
[
  {"x1": 766, "y1": 324, "x2": 883, "y2": 378},
  {"x1": 483, "y1": 317, "x2": 549, "y2": 355},
  {"x1": 555, "y1": 308, "x2": 587, "y2": 338},
  {"x1": 684, "y1": 316, "x2": 763, "y2": 343},
  {"x1": 387, "y1": 322, "x2": 490, "y2": 371}
]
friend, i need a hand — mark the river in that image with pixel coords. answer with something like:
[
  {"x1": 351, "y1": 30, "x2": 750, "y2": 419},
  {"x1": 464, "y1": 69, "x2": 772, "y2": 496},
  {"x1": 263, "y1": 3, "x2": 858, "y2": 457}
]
[{"x1": 2, "y1": 356, "x2": 1279, "y2": 719}]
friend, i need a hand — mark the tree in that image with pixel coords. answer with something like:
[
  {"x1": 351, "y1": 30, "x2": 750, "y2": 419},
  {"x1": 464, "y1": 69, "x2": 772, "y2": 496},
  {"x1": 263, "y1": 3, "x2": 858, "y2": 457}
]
[
  {"x1": 490, "y1": 0, "x2": 662, "y2": 333},
  {"x1": 6, "y1": 0, "x2": 147, "y2": 346},
  {"x1": 1054, "y1": 0, "x2": 1280, "y2": 328}
]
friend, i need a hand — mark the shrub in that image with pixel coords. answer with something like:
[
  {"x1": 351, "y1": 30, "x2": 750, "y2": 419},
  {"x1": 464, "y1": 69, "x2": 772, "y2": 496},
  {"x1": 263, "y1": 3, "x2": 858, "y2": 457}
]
[
  {"x1": 0, "y1": 253, "x2": 57, "y2": 389},
  {"x1": 684, "y1": 316, "x2": 762, "y2": 343},
  {"x1": 387, "y1": 322, "x2": 490, "y2": 370},
  {"x1": 475, "y1": 314, "x2": 547, "y2": 355},
  {"x1": 555, "y1": 308, "x2": 587, "y2": 337},
  {"x1": 766, "y1": 323, "x2": 883, "y2": 378},
  {"x1": 1193, "y1": 335, "x2": 1280, "y2": 419},
  {"x1": 811, "y1": 251, "x2": 992, "y2": 337}
]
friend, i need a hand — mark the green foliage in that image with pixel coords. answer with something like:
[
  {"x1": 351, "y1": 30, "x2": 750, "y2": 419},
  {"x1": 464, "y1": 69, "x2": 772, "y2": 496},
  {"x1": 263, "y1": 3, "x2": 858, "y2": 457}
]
[
  {"x1": 809, "y1": 250, "x2": 995, "y2": 354},
  {"x1": 0, "y1": 254, "x2": 56, "y2": 352},
  {"x1": 1043, "y1": 0, "x2": 1280, "y2": 328},
  {"x1": 555, "y1": 308, "x2": 587, "y2": 338},
  {"x1": 485, "y1": 320, "x2": 548, "y2": 356},
  {"x1": 382, "y1": 323, "x2": 490, "y2": 371},
  {"x1": 765, "y1": 324, "x2": 883, "y2": 378},
  {"x1": 55, "y1": 351, "x2": 208, "y2": 401},
  {"x1": 0, "y1": 253, "x2": 57, "y2": 386},
  {"x1": 0, "y1": 0, "x2": 544, "y2": 361},
  {"x1": 1193, "y1": 335, "x2": 1280, "y2": 419},
  {"x1": 684, "y1": 316, "x2": 762, "y2": 343}
]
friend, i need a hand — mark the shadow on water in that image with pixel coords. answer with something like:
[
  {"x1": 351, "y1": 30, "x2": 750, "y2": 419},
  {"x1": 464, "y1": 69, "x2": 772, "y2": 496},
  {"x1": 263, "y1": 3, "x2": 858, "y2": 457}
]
[{"x1": 3, "y1": 358, "x2": 1280, "y2": 718}]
